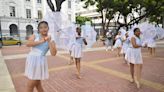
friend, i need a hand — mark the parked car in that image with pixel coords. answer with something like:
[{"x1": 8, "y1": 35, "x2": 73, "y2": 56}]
[
  {"x1": 0, "y1": 38, "x2": 2, "y2": 48},
  {"x1": 2, "y1": 37, "x2": 21, "y2": 46}
]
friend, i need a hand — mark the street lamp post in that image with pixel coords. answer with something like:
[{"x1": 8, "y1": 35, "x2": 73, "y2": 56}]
[{"x1": 0, "y1": 17, "x2": 3, "y2": 48}]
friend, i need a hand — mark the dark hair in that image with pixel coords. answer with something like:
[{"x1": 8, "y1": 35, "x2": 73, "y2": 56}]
[
  {"x1": 76, "y1": 27, "x2": 81, "y2": 36},
  {"x1": 76, "y1": 27, "x2": 81, "y2": 31},
  {"x1": 37, "y1": 21, "x2": 49, "y2": 33},
  {"x1": 134, "y1": 28, "x2": 140, "y2": 33}
]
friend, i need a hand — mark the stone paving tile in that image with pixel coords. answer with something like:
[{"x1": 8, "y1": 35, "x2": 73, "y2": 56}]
[
  {"x1": 12, "y1": 67, "x2": 161, "y2": 92},
  {"x1": 98, "y1": 57, "x2": 164, "y2": 85},
  {"x1": 2, "y1": 40, "x2": 164, "y2": 92},
  {"x1": 1, "y1": 45, "x2": 30, "y2": 56}
]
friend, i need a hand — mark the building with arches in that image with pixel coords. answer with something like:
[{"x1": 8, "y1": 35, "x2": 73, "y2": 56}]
[{"x1": 0, "y1": 0, "x2": 75, "y2": 40}]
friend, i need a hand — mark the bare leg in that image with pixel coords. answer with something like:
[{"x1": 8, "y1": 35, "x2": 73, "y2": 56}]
[
  {"x1": 36, "y1": 80, "x2": 44, "y2": 92},
  {"x1": 123, "y1": 54, "x2": 127, "y2": 64},
  {"x1": 135, "y1": 64, "x2": 142, "y2": 88},
  {"x1": 117, "y1": 47, "x2": 121, "y2": 56},
  {"x1": 150, "y1": 48, "x2": 153, "y2": 55},
  {"x1": 148, "y1": 47, "x2": 150, "y2": 53},
  {"x1": 111, "y1": 46, "x2": 113, "y2": 51},
  {"x1": 69, "y1": 51, "x2": 74, "y2": 65},
  {"x1": 106, "y1": 46, "x2": 109, "y2": 51},
  {"x1": 26, "y1": 79, "x2": 38, "y2": 92},
  {"x1": 129, "y1": 63, "x2": 134, "y2": 83},
  {"x1": 75, "y1": 58, "x2": 81, "y2": 79},
  {"x1": 152, "y1": 48, "x2": 155, "y2": 56}
]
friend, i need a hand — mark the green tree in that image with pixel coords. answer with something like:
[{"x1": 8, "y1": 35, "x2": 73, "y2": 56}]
[
  {"x1": 81, "y1": 0, "x2": 117, "y2": 37},
  {"x1": 81, "y1": 0, "x2": 163, "y2": 34},
  {"x1": 76, "y1": 16, "x2": 92, "y2": 26},
  {"x1": 115, "y1": 0, "x2": 164, "y2": 30}
]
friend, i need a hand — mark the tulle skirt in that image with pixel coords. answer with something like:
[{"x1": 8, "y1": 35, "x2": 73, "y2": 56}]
[
  {"x1": 105, "y1": 39, "x2": 113, "y2": 46},
  {"x1": 147, "y1": 42, "x2": 156, "y2": 48},
  {"x1": 114, "y1": 39, "x2": 122, "y2": 48},
  {"x1": 125, "y1": 48, "x2": 143, "y2": 64},
  {"x1": 25, "y1": 55, "x2": 49, "y2": 80},
  {"x1": 71, "y1": 43, "x2": 83, "y2": 58},
  {"x1": 121, "y1": 43, "x2": 129, "y2": 54}
]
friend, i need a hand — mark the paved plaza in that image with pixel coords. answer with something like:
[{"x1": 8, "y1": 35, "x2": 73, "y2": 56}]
[{"x1": 0, "y1": 41, "x2": 164, "y2": 92}]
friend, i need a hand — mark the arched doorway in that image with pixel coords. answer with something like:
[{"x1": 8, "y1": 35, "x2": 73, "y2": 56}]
[
  {"x1": 9, "y1": 24, "x2": 18, "y2": 36},
  {"x1": 26, "y1": 25, "x2": 33, "y2": 39}
]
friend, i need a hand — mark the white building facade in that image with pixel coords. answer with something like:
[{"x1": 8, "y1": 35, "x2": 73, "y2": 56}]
[{"x1": 0, "y1": 0, "x2": 75, "y2": 40}]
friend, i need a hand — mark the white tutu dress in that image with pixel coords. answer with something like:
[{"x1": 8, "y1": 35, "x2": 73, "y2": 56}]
[
  {"x1": 125, "y1": 36, "x2": 143, "y2": 64},
  {"x1": 114, "y1": 35, "x2": 122, "y2": 48},
  {"x1": 121, "y1": 37, "x2": 130, "y2": 54},
  {"x1": 25, "y1": 33, "x2": 49, "y2": 80},
  {"x1": 147, "y1": 38, "x2": 156, "y2": 48},
  {"x1": 71, "y1": 37, "x2": 85, "y2": 58}
]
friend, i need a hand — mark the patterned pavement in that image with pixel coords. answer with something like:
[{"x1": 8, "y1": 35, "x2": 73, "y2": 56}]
[{"x1": 0, "y1": 40, "x2": 164, "y2": 92}]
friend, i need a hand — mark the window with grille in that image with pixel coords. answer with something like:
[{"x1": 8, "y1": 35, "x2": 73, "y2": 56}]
[
  {"x1": 26, "y1": 9, "x2": 31, "y2": 18},
  {"x1": 37, "y1": 0, "x2": 41, "y2": 3},
  {"x1": 38, "y1": 10, "x2": 42, "y2": 19},
  {"x1": 68, "y1": 0, "x2": 71, "y2": 8},
  {"x1": 9, "y1": 6, "x2": 15, "y2": 17}
]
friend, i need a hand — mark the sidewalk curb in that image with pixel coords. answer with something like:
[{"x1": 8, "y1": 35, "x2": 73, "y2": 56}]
[{"x1": 0, "y1": 50, "x2": 16, "y2": 92}]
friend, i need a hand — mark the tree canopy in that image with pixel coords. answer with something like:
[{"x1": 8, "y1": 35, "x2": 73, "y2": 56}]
[
  {"x1": 76, "y1": 16, "x2": 92, "y2": 26},
  {"x1": 81, "y1": 0, "x2": 164, "y2": 36}
]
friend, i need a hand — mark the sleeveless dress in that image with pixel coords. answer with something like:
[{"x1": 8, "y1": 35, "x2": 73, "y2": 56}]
[
  {"x1": 147, "y1": 38, "x2": 156, "y2": 48},
  {"x1": 71, "y1": 37, "x2": 84, "y2": 58},
  {"x1": 25, "y1": 33, "x2": 49, "y2": 80},
  {"x1": 105, "y1": 32, "x2": 113, "y2": 46},
  {"x1": 125, "y1": 36, "x2": 143, "y2": 64},
  {"x1": 121, "y1": 37, "x2": 130, "y2": 54},
  {"x1": 114, "y1": 35, "x2": 122, "y2": 48}
]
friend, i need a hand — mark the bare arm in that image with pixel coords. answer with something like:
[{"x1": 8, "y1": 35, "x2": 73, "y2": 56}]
[
  {"x1": 45, "y1": 36, "x2": 57, "y2": 56},
  {"x1": 83, "y1": 38, "x2": 87, "y2": 45},
  {"x1": 131, "y1": 37, "x2": 141, "y2": 48},
  {"x1": 26, "y1": 34, "x2": 45, "y2": 47},
  {"x1": 48, "y1": 40, "x2": 57, "y2": 56}
]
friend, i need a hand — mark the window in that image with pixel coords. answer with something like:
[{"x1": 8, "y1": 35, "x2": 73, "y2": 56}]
[
  {"x1": 68, "y1": 0, "x2": 71, "y2": 8},
  {"x1": 38, "y1": 10, "x2": 42, "y2": 19},
  {"x1": 37, "y1": 0, "x2": 41, "y2": 3},
  {"x1": 26, "y1": 9, "x2": 31, "y2": 18},
  {"x1": 9, "y1": 6, "x2": 15, "y2": 17}
]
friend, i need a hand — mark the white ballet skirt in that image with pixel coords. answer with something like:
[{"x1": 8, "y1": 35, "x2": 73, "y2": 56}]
[
  {"x1": 121, "y1": 38, "x2": 130, "y2": 54},
  {"x1": 125, "y1": 36, "x2": 143, "y2": 64},
  {"x1": 71, "y1": 43, "x2": 83, "y2": 58},
  {"x1": 114, "y1": 35, "x2": 122, "y2": 48},
  {"x1": 71, "y1": 37, "x2": 84, "y2": 58},
  {"x1": 25, "y1": 55, "x2": 49, "y2": 80},
  {"x1": 147, "y1": 39, "x2": 156, "y2": 48},
  {"x1": 25, "y1": 33, "x2": 49, "y2": 80}
]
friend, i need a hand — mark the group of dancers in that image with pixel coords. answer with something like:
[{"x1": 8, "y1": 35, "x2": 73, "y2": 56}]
[
  {"x1": 105, "y1": 28, "x2": 156, "y2": 58},
  {"x1": 24, "y1": 1, "x2": 164, "y2": 92},
  {"x1": 104, "y1": 28, "x2": 147, "y2": 89},
  {"x1": 24, "y1": 20, "x2": 150, "y2": 92}
]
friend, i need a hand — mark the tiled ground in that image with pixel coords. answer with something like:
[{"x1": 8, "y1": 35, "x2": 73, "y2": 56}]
[{"x1": 1, "y1": 41, "x2": 164, "y2": 92}]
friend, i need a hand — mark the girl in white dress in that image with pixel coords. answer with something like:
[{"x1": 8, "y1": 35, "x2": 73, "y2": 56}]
[
  {"x1": 147, "y1": 37, "x2": 156, "y2": 56},
  {"x1": 125, "y1": 28, "x2": 145, "y2": 89},
  {"x1": 105, "y1": 31, "x2": 114, "y2": 51},
  {"x1": 25, "y1": 21, "x2": 57, "y2": 92},
  {"x1": 114, "y1": 31, "x2": 122, "y2": 56},
  {"x1": 121, "y1": 33, "x2": 130, "y2": 63},
  {"x1": 71, "y1": 27, "x2": 87, "y2": 79}
]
